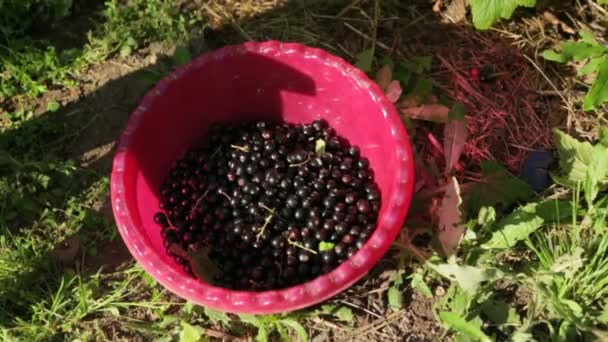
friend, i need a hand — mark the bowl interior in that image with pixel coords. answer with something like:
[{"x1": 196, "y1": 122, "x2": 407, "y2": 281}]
[{"x1": 114, "y1": 42, "x2": 412, "y2": 312}]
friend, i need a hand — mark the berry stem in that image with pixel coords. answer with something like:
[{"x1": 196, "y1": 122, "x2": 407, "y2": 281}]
[
  {"x1": 255, "y1": 214, "x2": 273, "y2": 242},
  {"x1": 287, "y1": 237, "x2": 318, "y2": 255},
  {"x1": 288, "y1": 155, "x2": 311, "y2": 168},
  {"x1": 189, "y1": 189, "x2": 209, "y2": 217},
  {"x1": 230, "y1": 144, "x2": 250, "y2": 152}
]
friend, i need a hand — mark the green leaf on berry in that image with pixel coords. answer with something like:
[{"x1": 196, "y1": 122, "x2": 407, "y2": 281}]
[
  {"x1": 315, "y1": 139, "x2": 326, "y2": 156},
  {"x1": 318, "y1": 241, "x2": 335, "y2": 251}
]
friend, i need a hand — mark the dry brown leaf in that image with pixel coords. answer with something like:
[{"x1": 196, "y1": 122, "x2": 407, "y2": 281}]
[
  {"x1": 443, "y1": 0, "x2": 467, "y2": 23},
  {"x1": 437, "y1": 177, "x2": 464, "y2": 257},
  {"x1": 400, "y1": 104, "x2": 450, "y2": 123},
  {"x1": 397, "y1": 94, "x2": 439, "y2": 108},
  {"x1": 49, "y1": 235, "x2": 81, "y2": 264},
  {"x1": 375, "y1": 64, "x2": 392, "y2": 90},
  {"x1": 443, "y1": 118, "x2": 468, "y2": 173},
  {"x1": 385, "y1": 80, "x2": 403, "y2": 103},
  {"x1": 432, "y1": 0, "x2": 443, "y2": 13}
]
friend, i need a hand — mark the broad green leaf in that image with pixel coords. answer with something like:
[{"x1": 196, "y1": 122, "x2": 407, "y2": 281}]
[
  {"x1": 470, "y1": 0, "x2": 537, "y2": 30},
  {"x1": 477, "y1": 207, "x2": 496, "y2": 227},
  {"x1": 562, "y1": 300, "x2": 583, "y2": 317},
  {"x1": 444, "y1": 119, "x2": 468, "y2": 174},
  {"x1": 433, "y1": 264, "x2": 498, "y2": 293},
  {"x1": 280, "y1": 318, "x2": 308, "y2": 342},
  {"x1": 600, "y1": 126, "x2": 608, "y2": 147},
  {"x1": 438, "y1": 311, "x2": 492, "y2": 342},
  {"x1": 315, "y1": 139, "x2": 326, "y2": 156},
  {"x1": 553, "y1": 129, "x2": 608, "y2": 187},
  {"x1": 554, "y1": 41, "x2": 608, "y2": 62},
  {"x1": 580, "y1": 31, "x2": 599, "y2": 44},
  {"x1": 578, "y1": 56, "x2": 605, "y2": 77},
  {"x1": 238, "y1": 314, "x2": 263, "y2": 327},
  {"x1": 411, "y1": 272, "x2": 433, "y2": 298},
  {"x1": 334, "y1": 307, "x2": 354, "y2": 323},
  {"x1": 47, "y1": 101, "x2": 60, "y2": 112},
  {"x1": 173, "y1": 46, "x2": 192, "y2": 66},
  {"x1": 203, "y1": 307, "x2": 231, "y2": 326},
  {"x1": 510, "y1": 331, "x2": 535, "y2": 342},
  {"x1": 479, "y1": 299, "x2": 520, "y2": 325},
  {"x1": 179, "y1": 322, "x2": 202, "y2": 342},
  {"x1": 315, "y1": 305, "x2": 354, "y2": 323},
  {"x1": 388, "y1": 286, "x2": 403, "y2": 309},
  {"x1": 438, "y1": 177, "x2": 464, "y2": 256},
  {"x1": 401, "y1": 56, "x2": 433, "y2": 74},
  {"x1": 584, "y1": 57, "x2": 608, "y2": 111},
  {"x1": 598, "y1": 305, "x2": 608, "y2": 323},
  {"x1": 318, "y1": 241, "x2": 335, "y2": 251},
  {"x1": 481, "y1": 200, "x2": 572, "y2": 250},
  {"x1": 466, "y1": 161, "x2": 532, "y2": 214},
  {"x1": 355, "y1": 47, "x2": 374, "y2": 72}
]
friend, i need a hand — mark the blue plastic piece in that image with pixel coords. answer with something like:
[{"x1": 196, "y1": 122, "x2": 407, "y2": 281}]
[{"x1": 520, "y1": 149, "x2": 554, "y2": 192}]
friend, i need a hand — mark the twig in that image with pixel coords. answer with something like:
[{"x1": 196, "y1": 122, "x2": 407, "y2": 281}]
[
  {"x1": 287, "y1": 238, "x2": 318, "y2": 255},
  {"x1": 230, "y1": 144, "x2": 250, "y2": 152},
  {"x1": 288, "y1": 155, "x2": 311, "y2": 168},
  {"x1": 522, "y1": 54, "x2": 575, "y2": 130},
  {"x1": 339, "y1": 300, "x2": 382, "y2": 319},
  {"x1": 343, "y1": 22, "x2": 391, "y2": 52},
  {"x1": 189, "y1": 189, "x2": 209, "y2": 217}
]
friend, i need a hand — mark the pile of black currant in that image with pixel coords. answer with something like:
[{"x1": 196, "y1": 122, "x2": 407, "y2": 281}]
[{"x1": 153, "y1": 119, "x2": 381, "y2": 291}]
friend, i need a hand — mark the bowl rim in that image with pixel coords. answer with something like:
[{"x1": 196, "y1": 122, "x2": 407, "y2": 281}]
[{"x1": 110, "y1": 40, "x2": 415, "y2": 314}]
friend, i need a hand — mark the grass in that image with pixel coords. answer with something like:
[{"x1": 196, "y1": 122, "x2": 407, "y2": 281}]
[{"x1": 1, "y1": 0, "x2": 608, "y2": 341}]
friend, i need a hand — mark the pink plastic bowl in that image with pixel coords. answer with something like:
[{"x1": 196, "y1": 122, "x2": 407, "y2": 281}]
[{"x1": 111, "y1": 41, "x2": 414, "y2": 314}]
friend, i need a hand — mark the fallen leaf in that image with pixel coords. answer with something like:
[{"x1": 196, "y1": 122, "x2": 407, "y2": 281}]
[
  {"x1": 400, "y1": 104, "x2": 450, "y2": 123},
  {"x1": 355, "y1": 47, "x2": 374, "y2": 72},
  {"x1": 443, "y1": 0, "x2": 467, "y2": 23},
  {"x1": 375, "y1": 64, "x2": 392, "y2": 90},
  {"x1": 385, "y1": 80, "x2": 403, "y2": 103},
  {"x1": 438, "y1": 177, "x2": 464, "y2": 257},
  {"x1": 443, "y1": 118, "x2": 468, "y2": 174},
  {"x1": 49, "y1": 235, "x2": 81, "y2": 264},
  {"x1": 433, "y1": 0, "x2": 443, "y2": 13},
  {"x1": 433, "y1": 264, "x2": 499, "y2": 293}
]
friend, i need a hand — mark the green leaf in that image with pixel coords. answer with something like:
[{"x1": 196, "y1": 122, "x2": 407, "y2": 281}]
[
  {"x1": 280, "y1": 318, "x2": 308, "y2": 342},
  {"x1": 542, "y1": 49, "x2": 568, "y2": 63},
  {"x1": 481, "y1": 200, "x2": 572, "y2": 250},
  {"x1": 47, "y1": 101, "x2": 60, "y2": 112},
  {"x1": 577, "y1": 56, "x2": 605, "y2": 77},
  {"x1": 355, "y1": 47, "x2": 374, "y2": 72},
  {"x1": 584, "y1": 57, "x2": 608, "y2": 111},
  {"x1": 315, "y1": 305, "x2": 354, "y2": 323},
  {"x1": 466, "y1": 161, "x2": 532, "y2": 214},
  {"x1": 477, "y1": 207, "x2": 496, "y2": 227},
  {"x1": 433, "y1": 264, "x2": 498, "y2": 293},
  {"x1": 179, "y1": 322, "x2": 202, "y2": 342},
  {"x1": 411, "y1": 272, "x2": 433, "y2": 298},
  {"x1": 315, "y1": 139, "x2": 326, "y2": 156},
  {"x1": 318, "y1": 241, "x2": 335, "y2": 251},
  {"x1": 334, "y1": 307, "x2": 354, "y2": 323},
  {"x1": 173, "y1": 46, "x2": 193, "y2": 66},
  {"x1": 388, "y1": 286, "x2": 404, "y2": 309},
  {"x1": 238, "y1": 314, "x2": 263, "y2": 327},
  {"x1": 448, "y1": 102, "x2": 467, "y2": 120},
  {"x1": 401, "y1": 56, "x2": 433, "y2": 74},
  {"x1": 470, "y1": 0, "x2": 537, "y2": 30},
  {"x1": 553, "y1": 129, "x2": 608, "y2": 187},
  {"x1": 479, "y1": 299, "x2": 520, "y2": 325},
  {"x1": 599, "y1": 127, "x2": 608, "y2": 147},
  {"x1": 598, "y1": 305, "x2": 608, "y2": 323},
  {"x1": 203, "y1": 307, "x2": 231, "y2": 326},
  {"x1": 438, "y1": 312, "x2": 492, "y2": 342}
]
